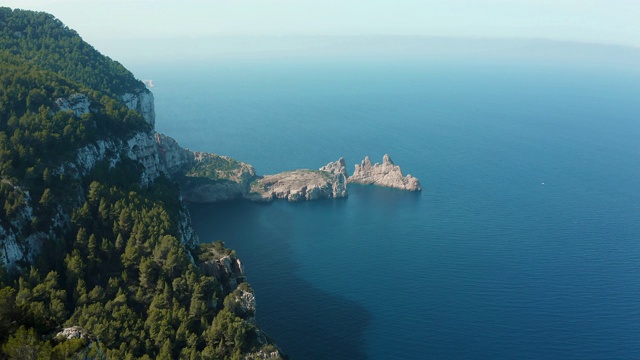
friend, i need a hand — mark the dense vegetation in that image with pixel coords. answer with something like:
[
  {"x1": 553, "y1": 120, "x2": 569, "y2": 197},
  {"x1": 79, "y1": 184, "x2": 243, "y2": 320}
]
[
  {"x1": 0, "y1": 7, "x2": 145, "y2": 98},
  {"x1": 0, "y1": 7, "x2": 278, "y2": 359},
  {"x1": 186, "y1": 156, "x2": 242, "y2": 180}
]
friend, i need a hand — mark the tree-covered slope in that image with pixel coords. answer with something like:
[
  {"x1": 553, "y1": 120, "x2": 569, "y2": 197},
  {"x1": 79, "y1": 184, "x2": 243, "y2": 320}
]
[
  {"x1": 0, "y1": 7, "x2": 145, "y2": 98},
  {"x1": 0, "y1": 7, "x2": 281, "y2": 359}
]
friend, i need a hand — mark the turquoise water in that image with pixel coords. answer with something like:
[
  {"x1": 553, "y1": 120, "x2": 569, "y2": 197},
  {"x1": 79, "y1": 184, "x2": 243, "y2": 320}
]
[{"x1": 145, "y1": 60, "x2": 640, "y2": 359}]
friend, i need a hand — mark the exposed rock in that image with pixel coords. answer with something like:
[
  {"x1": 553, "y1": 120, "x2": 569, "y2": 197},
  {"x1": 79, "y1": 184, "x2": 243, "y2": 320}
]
[
  {"x1": 56, "y1": 326, "x2": 88, "y2": 340},
  {"x1": 122, "y1": 90, "x2": 155, "y2": 127},
  {"x1": 55, "y1": 93, "x2": 91, "y2": 117},
  {"x1": 154, "y1": 134, "x2": 352, "y2": 203},
  {"x1": 348, "y1": 154, "x2": 422, "y2": 191},
  {"x1": 201, "y1": 254, "x2": 247, "y2": 293},
  {"x1": 319, "y1": 157, "x2": 347, "y2": 177},
  {"x1": 155, "y1": 133, "x2": 195, "y2": 175},
  {"x1": 248, "y1": 350, "x2": 284, "y2": 360},
  {"x1": 126, "y1": 132, "x2": 166, "y2": 185},
  {"x1": 245, "y1": 158, "x2": 348, "y2": 202}
]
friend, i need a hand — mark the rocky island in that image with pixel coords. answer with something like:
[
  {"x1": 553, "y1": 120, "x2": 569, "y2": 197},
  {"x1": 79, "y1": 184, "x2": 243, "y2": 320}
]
[{"x1": 349, "y1": 154, "x2": 422, "y2": 191}]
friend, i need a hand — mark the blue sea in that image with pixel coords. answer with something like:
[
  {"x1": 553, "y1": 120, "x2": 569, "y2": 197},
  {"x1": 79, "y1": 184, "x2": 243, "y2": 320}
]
[{"x1": 137, "y1": 58, "x2": 640, "y2": 359}]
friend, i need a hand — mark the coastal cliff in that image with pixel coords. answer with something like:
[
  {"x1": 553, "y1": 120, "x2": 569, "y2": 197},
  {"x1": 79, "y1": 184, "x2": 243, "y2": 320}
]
[{"x1": 0, "y1": 8, "x2": 282, "y2": 359}]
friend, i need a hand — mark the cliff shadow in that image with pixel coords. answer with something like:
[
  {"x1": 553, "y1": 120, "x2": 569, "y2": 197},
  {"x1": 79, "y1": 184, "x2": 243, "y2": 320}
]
[{"x1": 189, "y1": 199, "x2": 372, "y2": 360}]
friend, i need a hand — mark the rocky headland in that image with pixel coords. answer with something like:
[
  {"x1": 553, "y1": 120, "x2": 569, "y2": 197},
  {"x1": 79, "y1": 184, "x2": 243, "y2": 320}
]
[
  {"x1": 245, "y1": 158, "x2": 348, "y2": 202},
  {"x1": 154, "y1": 134, "x2": 422, "y2": 203}
]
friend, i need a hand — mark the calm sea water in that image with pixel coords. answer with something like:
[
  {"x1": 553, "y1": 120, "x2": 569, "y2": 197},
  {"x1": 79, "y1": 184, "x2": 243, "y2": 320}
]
[{"x1": 141, "y1": 59, "x2": 640, "y2": 359}]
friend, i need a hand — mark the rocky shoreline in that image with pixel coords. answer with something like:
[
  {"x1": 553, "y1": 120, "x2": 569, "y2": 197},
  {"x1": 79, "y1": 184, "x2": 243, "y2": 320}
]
[{"x1": 155, "y1": 134, "x2": 421, "y2": 203}]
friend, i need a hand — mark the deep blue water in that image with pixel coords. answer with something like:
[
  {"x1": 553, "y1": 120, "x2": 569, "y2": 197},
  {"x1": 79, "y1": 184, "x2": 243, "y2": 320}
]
[{"x1": 139, "y1": 59, "x2": 640, "y2": 359}]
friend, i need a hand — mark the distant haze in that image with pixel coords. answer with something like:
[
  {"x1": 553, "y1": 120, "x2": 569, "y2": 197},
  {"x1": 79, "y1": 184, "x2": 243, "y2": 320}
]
[
  {"x1": 4, "y1": 1, "x2": 640, "y2": 57},
  {"x1": 101, "y1": 36, "x2": 640, "y2": 73}
]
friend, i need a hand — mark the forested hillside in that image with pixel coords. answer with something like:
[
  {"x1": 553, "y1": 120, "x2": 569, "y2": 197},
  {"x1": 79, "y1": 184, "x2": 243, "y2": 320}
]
[{"x1": 0, "y1": 8, "x2": 280, "y2": 359}]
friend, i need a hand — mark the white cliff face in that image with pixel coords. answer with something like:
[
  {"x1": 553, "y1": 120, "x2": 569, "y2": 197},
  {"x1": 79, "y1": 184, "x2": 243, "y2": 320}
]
[
  {"x1": 55, "y1": 93, "x2": 90, "y2": 117},
  {"x1": 122, "y1": 90, "x2": 155, "y2": 127},
  {"x1": 53, "y1": 132, "x2": 165, "y2": 186},
  {"x1": 0, "y1": 187, "x2": 36, "y2": 269},
  {"x1": 126, "y1": 132, "x2": 166, "y2": 185},
  {"x1": 348, "y1": 154, "x2": 422, "y2": 191},
  {"x1": 70, "y1": 140, "x2": 120, "y2": 177}
]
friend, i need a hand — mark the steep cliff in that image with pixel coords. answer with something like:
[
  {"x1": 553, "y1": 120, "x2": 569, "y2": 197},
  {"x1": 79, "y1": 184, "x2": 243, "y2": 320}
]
[{"x1": 349, "y1": 154, "x2": 422, "y2": 191}]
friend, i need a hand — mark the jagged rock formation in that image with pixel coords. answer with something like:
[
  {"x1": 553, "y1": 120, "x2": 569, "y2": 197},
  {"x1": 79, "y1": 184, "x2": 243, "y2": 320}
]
[
  {"x1": 244, "y1": 158, "x2": 348, "y2": 202},
  {"x1": 348, "y1": 154, "x2": 422, "y2": 191},
  {"x1": 320, "y1": 157, "x2": 348, "y2": 177}
]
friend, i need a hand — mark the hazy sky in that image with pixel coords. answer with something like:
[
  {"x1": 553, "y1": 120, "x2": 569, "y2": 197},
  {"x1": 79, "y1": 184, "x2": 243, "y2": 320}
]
[
  {"x1": 5, "y1": 0, "x2": 640, "y2": 46},
  {"x1": 4, "y1": 0, "x2": 640, "y2": 66}
]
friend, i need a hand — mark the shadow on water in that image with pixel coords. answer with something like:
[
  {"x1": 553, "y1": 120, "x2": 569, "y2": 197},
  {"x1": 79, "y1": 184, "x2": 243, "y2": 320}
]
[{"x1": 189, "y1": 199, "x2": 373, "y2": 360}]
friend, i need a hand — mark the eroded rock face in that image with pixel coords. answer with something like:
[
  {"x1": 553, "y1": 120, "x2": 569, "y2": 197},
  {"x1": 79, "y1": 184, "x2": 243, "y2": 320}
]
[
  {"x1": 245, "y1": 158, "x2": 348, "y2": 202},
  {"x1": 155, "y1": 133, "x2": 195, "y2": 175},
  {"x1": 201, "y1": 254, "x2": 247, "y2": 293},
  {"x1": 126, "y1": 132, "x2": 167, "y2": 185},
  {"x1": 122, "y1": 90, "x2": 155, "y2": 127},
  {"x1": 348, "y1": 154, "x2": 422, "y2": 191}
]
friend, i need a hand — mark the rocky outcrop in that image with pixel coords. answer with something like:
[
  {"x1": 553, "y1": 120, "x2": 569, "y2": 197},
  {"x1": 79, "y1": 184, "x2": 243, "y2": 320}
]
[
  {"x1": 245, "y1": 159, "x2": 348, "y2": 202},
  {"x1": 122, "y1": 90, "x2": 155, "y2": 127},
  {"x1": 56, "y1": 326, "x2": 89, "y2": 340},
  {"x1": 348, "y1": 154, "x2": 422, "y2": 191},
  {"x1": 201, "y1": 253, "x2": 247, "y2": 294},
  {"x1": 155, "y1": 133, "x2": 194, "y2": 175},
  {"x1": 320, "y1": 157, "x2": 348, "y2": 177},
  {"x1": 55, "y1": 93, "x2": 91, "y2": 117}
]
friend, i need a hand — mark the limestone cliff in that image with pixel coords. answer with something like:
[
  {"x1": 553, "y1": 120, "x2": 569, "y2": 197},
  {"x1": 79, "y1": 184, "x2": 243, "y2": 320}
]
[
  {"x1": 348, "y1": 154, "x2": 422, "y2": 191},
  {"x1": 244, "y1": 158, "x2": 348, "y2": 202},
  {"x1": 1, "y1": 90, "x2": 203, "y2": 269},
  {"x1": 122, "y1": 89, "x2": 156, "y2": 127},
  {"x1": 155, "y1": 133, "x2": 194, "y2": 175}
]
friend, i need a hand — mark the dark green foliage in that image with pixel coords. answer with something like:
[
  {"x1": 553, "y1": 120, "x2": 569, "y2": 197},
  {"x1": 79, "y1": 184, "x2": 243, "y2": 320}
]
[
  {"x1": 0, "y1": 7, "x2": 145, "y2": 98},
  {"x1": 1, "y1": 166, "x2": 264, "y2": 359},
  {"x1": 0, "y1": 6, "x2": 150, "y2": 245},
  {"x1": 185, "y1": 155, "x2": 242, "y2": 179},
  {"x1": 0, "y1": 7, "x2": 268, "y2": 360}
]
